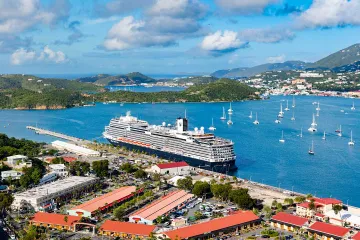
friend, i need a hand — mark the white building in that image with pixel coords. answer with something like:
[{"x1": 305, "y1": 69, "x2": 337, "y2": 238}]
[
  {"x1": 300, "y1": 72, "x2": 324, "y2": 78},
  {"x1": 1, "y1": 170, "x2": 23, "y2": 180},
  {"x1": 7, "y1": 155, "x2": 32, "y2": 168},
  {"x1": 151, "y1": 161, "x2": 191, "y2": 176},
  {"x1": 12, "y1": 176, "x2": 98, "y2": 211},
  {"x1": 51, "y1": 140, "x2": 100, "y2": 157},
  {"x1": 48, "y1": 164, "x2": 68, "y2": 177}
]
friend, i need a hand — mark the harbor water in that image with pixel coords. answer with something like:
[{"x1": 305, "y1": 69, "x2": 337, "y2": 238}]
[{"x1": 1, "y1": 96, "x2": 360, "y2": 205}]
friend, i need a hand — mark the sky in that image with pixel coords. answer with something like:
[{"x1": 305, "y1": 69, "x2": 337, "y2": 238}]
[{"x1": 1, "y1": 0, "x2": 360, "y2": 75}]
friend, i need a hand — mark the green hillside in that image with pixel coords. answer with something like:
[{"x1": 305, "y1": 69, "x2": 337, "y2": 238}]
[
  {"x1": 0, "y1": 74, "x2": 103, "y2": 92},
  {"x1": 311, "y1": 44, "x2": 360, "y2": 69},
  {"x1": 78, "y1": 72, "x2": 156, "y2": 85},
  {"x1": 94, "y1": 79, "x2": 258, "y2": 103}
]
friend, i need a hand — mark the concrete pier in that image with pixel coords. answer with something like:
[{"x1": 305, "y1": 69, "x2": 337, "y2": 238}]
[{"x1": 26, "y1": 126, "x2": 91, "y2": 144}]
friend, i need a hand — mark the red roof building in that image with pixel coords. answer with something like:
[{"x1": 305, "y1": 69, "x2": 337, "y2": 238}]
[
  {"x1": 163, "y1": 211, "x2": 260, "y2": 240},
  {"x1": 129, "y1": 190, "x2": 194, "y2": 225},
  {"x1": 308, "y1": 222, "x2": 349, "y2": 239},
  {"x1": 68, "y1": 186, "x2": 140, "y2": 217},
  {"x1": 30, "y1": 212, "x2": 81, "y2": 231},
  {"x1": 296, "y1": 198, "x2": 343, "y2": 218},
  {"x1": 151, "y1": 161, "x2": 191, "y2": 176},
  {"x1": 99, "y1": 220, "x2": 156, "y2": 238},
  {"x1": 271, "y1": 212, "x2": 308, "y2": 228},
  {"x1": 156, "y1": 161, "x2": 189, "y2": 169},
  {"x1": 351, "y1": 232, "x2": 360, "y2": 240}
]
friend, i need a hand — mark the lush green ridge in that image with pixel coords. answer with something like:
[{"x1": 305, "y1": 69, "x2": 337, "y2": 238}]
[
  {"x1": 0, "y1": 74, "x2": 103, "y2": 92},
  {"x1": 77, "y1": 72, "x2": 156, "y2": 85},
  {"x1": 0, "y1": 133, "x2": 43, "y2": 160},
  {"x1": 95, "y1": 79, "x2": 259, "y2": 103}
]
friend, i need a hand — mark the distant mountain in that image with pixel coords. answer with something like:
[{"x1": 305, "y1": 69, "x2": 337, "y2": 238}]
[
  {"x1": 311, "y1": 44, "x2": 360, "y2": 69},
  {"x1": 77, "y1": 72, "x2": 156, "y2": 85},
  {"x1": 212, "y1": 61, "x2": 308, "y2": 78}
]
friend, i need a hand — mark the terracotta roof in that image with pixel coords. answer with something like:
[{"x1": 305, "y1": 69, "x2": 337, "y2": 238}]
[
  {"x1": 309, "y1": 222, "x2": 349, "y2": 237},
  {"x1": 311, "y1": 198, "x2": 342, "y2": 205},
  {"x1": 164, "y1": 211, "x2": 259, "y2": 240},
  {"x1": 156, "y1": 161, "x2": 189, "y2": 169},
  {"x1": 297, "y1": 202, "x2": 322, "y2": 209},
  {"x1": 131, "y1": 190, "x2": 194, "y2": 221},
  {"x1": 272, "y1": 212, "x2": 308, "y2": 227},
  {"x1": 99, "y1": 220, "x2": 155, "y2": 237},
  {"x1": 63, "y1": 157, "x2": 77, "y2": 163},
  {"x1": 352, "y1": 232, "x2": 360, "y2": 240},
  {"x1": 30, "y1": 212, "x2": 81, "y2": 227},
  {"x1": 71, "y1": 186, "x2": 137, "y2": 213},
  {"x1": 315, "y1": 213, "x2": 325, "y2": 217}
]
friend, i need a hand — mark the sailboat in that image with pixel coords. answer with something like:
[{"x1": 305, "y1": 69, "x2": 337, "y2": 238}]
[
  {"x1": 279, "y1": 131, "x2": 285, "y2": 143},
  {"x1": 228, "y1": 102, "x2": 233, "y2": 115},
  {"x1": 351, "y1": 101, "x2": 356, "y2": 111},
  {"x1": 220, "y1": 107, "x2": 226, "y2": 120},
  {"x1": 249, "y1": 111, "x2": 253, "y2": 119},
  {"x1": 299, "y1": 128, "x2": 303, "y2": 138},
  {"x1": 285, "y1": 100, "x2": 290, "y2": 111},
  {"x1": 253, "y1": 113, "x2": 259, "y2": 125},
  {"x1": 292, "y1": 96, "x2": 296, "y2": 108},
  {"x1": 308, "y1": 141, "x2": 315, "y2": 155},
  {"x1": 227, "y1": 114, "x2": 233, "y2": 125},
  {"x1": 316, "y1": 108, "x2": 320, "y2": 117},
  {"x1": 209, "y1": 118, "x2": 216, "y2": 131},
  {"x1": 322, "y1": 131, "x2": 326, "y2": 140},
  {"x1": 278, "y1": 103, "x2": 284, "y2": 118},
  {"x1": 316, "y1": 102, "x2": 321, "y2": 111},
  {"x1": 348, "y1": 130, "x2": 355, "y2": 146},
  {"x1": 275, "y1": 118, "x2": 281, "y2": 124},
  {"x1": 291, "y1": 110, "x2": 295, "y2": 121},
  {"x1": 336, "y1": 125, "x2": 342, "y2": 137},
  {"x1": 308, "y1": 114, "x2": 317, "y2": 132}
]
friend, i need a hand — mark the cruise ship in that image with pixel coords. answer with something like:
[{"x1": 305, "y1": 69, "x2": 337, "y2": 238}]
[{"x1": 103, "y1": 112, "x2": 237, "y2": 173}]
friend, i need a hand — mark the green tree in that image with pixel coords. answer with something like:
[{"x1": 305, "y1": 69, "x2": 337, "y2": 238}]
[
  {"x1": 64, "y1": 216, "x2": 68, "y2": 223},
  {"x1": 92, "y1": 160, "x2": 109, "y2": 178},
  {"x1": 271, "y1": 200, "x2": 278, "y2": 208},
  {"x1": 294, "y1": 196, "x2": 306, "y2": 203},
  {"x1": 309, "y1": 199, "x2": 316, "y2": 211},
  {"x1": 113, "y1": 206, "x2": 126, "y2": 220},
  {"x1": 332, "y1": 205, "x2": 343, "y2": 214},
  {"x1": 263, "y1": 205, "x2": 273, "y2": 219},
  {"x1": 177, "y1": 176, "x2": 193, "y2": 191},
  {"x1": 306, "y1": 194, "x2": 313, "y2": 199},
  {"x1": 120, "y1": 163, "x2": 137, "y2": 173},
  {"x1": 192, "y1": 181, "x2": 211, "y2": 198},
  {"x1": 0, "y1": 193, "x2": 14, "y2": 214},
  {"x1": 69, "y1": 161, "x2": 90, "y2": 176},
  {"x1": 228, "y1": 188, "x2": 256, "y2": 209},
  {"x1": 134, "y1": 169, "x2": 147, "y2": 179},
  {"x1": 194, "y1": 211, "x2": 203, "y2": 220},
  {"x1": 276, "y1": 203, "x2": 283, "y2": 212}
]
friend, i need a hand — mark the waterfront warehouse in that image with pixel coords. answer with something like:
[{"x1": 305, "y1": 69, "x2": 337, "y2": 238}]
[
  {"x1": 151, "y1": 161, "x2": 191, "y2": 176},
  {"x1": 271, "y1": 212, "x2": 309, "y2": 231},
  {"x1": 68, "y1": 186, "x2": 139, "y2": 217},
  {"x1": 12, "y1": 176, "x2": 98, "y2": 211},
  {"x1": 51, "y1": 140, "x2": 100, "y2": 156},
  {"x1": 129, "y1": 190, "x2": 194, "y2": 225},
  {"x1": 30, "y1": 212, "x2": 81, "y2": 232}
]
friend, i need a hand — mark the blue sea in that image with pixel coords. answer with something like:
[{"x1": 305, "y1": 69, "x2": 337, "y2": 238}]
[{"x1": 1, "y1": 96, "x2": 360, "y2": 205}]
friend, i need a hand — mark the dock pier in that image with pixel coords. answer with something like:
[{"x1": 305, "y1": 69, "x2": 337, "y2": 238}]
[{"x1": 26, "y1": 126, "x2": 91, "y2": 144}]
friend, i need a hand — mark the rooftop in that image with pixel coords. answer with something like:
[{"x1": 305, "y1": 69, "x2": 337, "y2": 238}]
[
  {"x1": 71, "y1": 186, "x2": 136, "y2": 213},
  {"x1": 311, "y1": 198, "x2": 342, "y2": 205},
  {"x1": 131, "y1": 190, "x2": 193, "y2": 221},
  {"x1": 30, "y1": 212, "x2": 81, "y2": 227},
  {"x1": 52, "y1": 140, "x2": 100, "y2": 155},
  {"x1": 309, "y1": 222, "x2": 349, "y2": 237},
  {"x1": 272, "y1": 212, "x2": 308, "y2": 227},
  {"x1": 164, "y1": 211, "x2": 259, "y2": 239},
  {"x1": 49, "y1": 164, "x2": 66, "y2": 170},
  {"x1": 156, "y1": 161, "x2": 189, "y2": 169},
  {"x1": 14, "y1": 176, "x2": 97, "y2": 200},
  {"x1": 99, "y1": 220, "x2": 156, "y2": 236},
  {"x1": 352, "y1": 232, "x2": 360, "y2": 240}
]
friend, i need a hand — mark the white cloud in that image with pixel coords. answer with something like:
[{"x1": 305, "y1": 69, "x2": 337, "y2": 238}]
[
  {"x1": 215, "y1": 0, "x2": 279, "y2": 14},
  {"x1": 11, "y1": 48, "x2": 36, "y2": 65},
  {"x1": 0, "y1": 0, "x2": 70, "y2": 34},
  {"x1": 267, "y1": 54, "x2": 286, "y2": 63},
  {"x1": 10, "y1": 46, "x2": 67, "y2": 65},
  {"x1": 239, "y1": 28, "x2": 295, "y2": 43},
  {"x1": 103, "y1": 0, "x2": 208, "y2": 50},
  {"x1": 201, "y1": 31, "x2": 246, "y2": 52},
  {"x1": 296, "y1": 0, "x2": 360, "y2": 28},
  {"x1": 38, "y1": 46, "x2": 67, "y2": 63}
]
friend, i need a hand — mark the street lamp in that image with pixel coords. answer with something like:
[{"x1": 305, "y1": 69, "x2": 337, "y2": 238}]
[{"x1": 278, "y1": 182, "x2": 281, "y2": 190}]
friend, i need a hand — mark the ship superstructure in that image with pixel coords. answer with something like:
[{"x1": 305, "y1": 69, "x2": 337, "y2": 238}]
[{"x1": 103, "y1": 111, "x2": 236, "y2": 172}]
